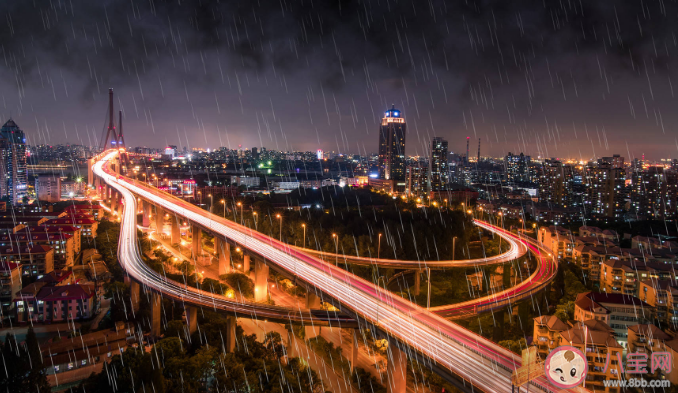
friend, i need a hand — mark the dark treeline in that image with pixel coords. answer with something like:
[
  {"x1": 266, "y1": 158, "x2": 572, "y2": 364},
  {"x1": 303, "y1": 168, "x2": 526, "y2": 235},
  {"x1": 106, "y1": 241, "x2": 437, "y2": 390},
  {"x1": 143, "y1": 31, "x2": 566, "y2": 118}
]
[{"x1": 214, "y1": 187, "x2": 473, "y2": 261}]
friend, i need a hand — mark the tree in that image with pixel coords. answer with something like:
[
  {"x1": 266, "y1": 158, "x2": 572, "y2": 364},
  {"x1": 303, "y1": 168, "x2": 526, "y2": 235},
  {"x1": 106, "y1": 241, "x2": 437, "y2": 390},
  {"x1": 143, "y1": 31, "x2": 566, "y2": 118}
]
[
  {"x1": 220, "y1": 272, "x2": 254, "y2": 298},
  {"x1": 0, "y1": 330, "x2": 51, "y2": 393}
]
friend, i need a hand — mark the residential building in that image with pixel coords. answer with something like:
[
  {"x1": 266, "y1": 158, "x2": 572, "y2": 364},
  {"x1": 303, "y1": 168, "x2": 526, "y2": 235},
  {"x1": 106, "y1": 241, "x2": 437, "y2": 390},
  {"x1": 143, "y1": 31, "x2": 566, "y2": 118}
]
[
  {"x1": 558, "y1": 320, "x2": 623, "y2": 393},
  {"x1": 45, "y1": 218, "x2": 98, "y2": 239},
  {"x1": 406, "y1": 163, "x2": 428, "y2": 196},
  {"x1": 504, "y1": 152, "x2": 531, "y2": 183},
  {"x1": 428, "y1": 137, "x2": 448, "y2": 192},
  {"x1": 64, "y1": 203, "x2": 104, "y2": 220},
  {"x1": 36, "y1": 175, "x2": 62, "y2": 203},
  {"x1": 533, "y1": 315, "x2": 569, "y2": 360},
  {"x1": 574, "y1": 292, "x2": 654, "y2": 345},
  {"x1": 630, "y1": 166, "x2": 678, "y2": 220},
  {"x1": 15, "y1": 283, "x2": 96, "y2": 323},
  {"x1": 639, "y1": 280, "x2": 678, "y2": 324},
  {"x1": 43, "y1": 325, "x2": 136, "y2": 383},
  {"x1": 0, "y1": 232, "x2": 75, "y2": 268},
  {"x1": 0, "y1": 244, "x2": 54, "y2": 278},
  {"x1": 583, "y1": 159, "x2": 626, "y2": 221},
  {"x1": 539, "y1": 226, "x2": 575, "y2": 261},
  {"x1": 21, "y1": 225, "x2": 82, "y2": 254},
  {"x1": 0, "y1": 261, "x2": 20, "y2": 319},
  {"x1": 537, "y1": 159, "x2": 573, "y2": 205}
]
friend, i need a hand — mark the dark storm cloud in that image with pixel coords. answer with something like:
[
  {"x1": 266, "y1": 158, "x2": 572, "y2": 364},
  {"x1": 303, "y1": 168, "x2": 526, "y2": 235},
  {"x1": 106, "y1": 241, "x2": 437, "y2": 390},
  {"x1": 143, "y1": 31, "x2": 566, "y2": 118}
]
[
  {"x1": 0, "y1": 0, "x2": 669, "y2": 93},
  {"x1": 0, "y1": 0, "x2": 676, "y2": 158}
]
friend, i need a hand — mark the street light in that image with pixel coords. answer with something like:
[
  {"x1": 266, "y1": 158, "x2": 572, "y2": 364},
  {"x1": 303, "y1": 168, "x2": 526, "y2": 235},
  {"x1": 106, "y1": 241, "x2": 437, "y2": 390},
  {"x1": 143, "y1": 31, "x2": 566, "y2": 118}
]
[
  {"x1": 302, "y1": 224, "x2": 306, "y2": 249},
  {"x1": 208, "y1": 194, "x2": 213, "y2": 213},
  {"x1": 237, "y1": 201, "x2": 243, "y2": 224},
  {"x1": 253, "y1": 212, "x2": 258, "y2": 231},
  {"x1": 378, "y1": 233, "x2": 382, "y2": 259},
  {"x1": 332, "y1": 233, "x2": 338, "y2": 265},
  {"x1": 452, "y1": 236, "x2": 457, "y2": 261},
  {"x1": 276, "y1": 214, "x2": 282, "y2": 241},
  {"x1": 221, "y1": 199, "x2": 225, "y2": 217}
]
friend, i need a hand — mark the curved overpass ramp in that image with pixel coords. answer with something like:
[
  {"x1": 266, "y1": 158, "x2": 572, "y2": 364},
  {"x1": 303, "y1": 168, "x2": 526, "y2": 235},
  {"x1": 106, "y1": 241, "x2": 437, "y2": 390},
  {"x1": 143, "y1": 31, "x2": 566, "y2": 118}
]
[{"x1": 292, "y1": 221, "x2": 527, "y2": 268}]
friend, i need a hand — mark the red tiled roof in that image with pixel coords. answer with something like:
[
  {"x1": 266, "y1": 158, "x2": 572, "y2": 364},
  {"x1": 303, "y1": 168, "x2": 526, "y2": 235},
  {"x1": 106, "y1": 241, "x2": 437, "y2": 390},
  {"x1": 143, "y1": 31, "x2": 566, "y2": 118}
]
[
  {"x1": 0, "y1": 261, "x2": 20, "y2": 272},
  {"x1": 0, "y1": 244, "x2": 53, "y2": 255},
  {"x1": 40, "y1": 284, "x2": 94, "y2": 301},
  {"x1": 47, "y1": 218, "x2": 97, "y2": 225},
  {"x1": 0, "y1": 233, "x2": 72, "y2": 243}
]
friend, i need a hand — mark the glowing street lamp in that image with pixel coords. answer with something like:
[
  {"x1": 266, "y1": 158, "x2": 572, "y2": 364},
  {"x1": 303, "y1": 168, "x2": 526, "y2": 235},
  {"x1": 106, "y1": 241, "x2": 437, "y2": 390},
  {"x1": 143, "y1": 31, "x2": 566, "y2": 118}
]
[
  {"x1": 276, "y1": 214, "x2": 282, "y2": 241},
  {"x1": 378, "y1": 233, "x2": 382, "y2": 259},
  {"x1": 302, "y1": 224, "x2": 306, "y2": 249}
]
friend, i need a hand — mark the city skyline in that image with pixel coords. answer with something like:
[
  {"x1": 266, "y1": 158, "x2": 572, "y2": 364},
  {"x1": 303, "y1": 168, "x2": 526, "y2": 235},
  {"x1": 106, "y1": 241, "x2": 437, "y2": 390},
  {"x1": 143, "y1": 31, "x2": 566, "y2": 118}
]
[{"x1": 1, "y1": 2, "x2": 678, "y2": 160}]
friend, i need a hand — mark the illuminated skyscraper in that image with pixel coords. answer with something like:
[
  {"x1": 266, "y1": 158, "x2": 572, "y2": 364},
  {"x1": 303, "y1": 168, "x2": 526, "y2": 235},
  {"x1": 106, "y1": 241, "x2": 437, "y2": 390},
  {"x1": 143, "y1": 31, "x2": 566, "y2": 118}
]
[
  {"x1": 378, "y1": 106, "x2": 406, "y2": 181},
  {"x1": 428, "y1": 137, "x2": 448, "y2": 192},
  {"x1": 0, "y1": 119, "x2": 28, "y2": 204}
]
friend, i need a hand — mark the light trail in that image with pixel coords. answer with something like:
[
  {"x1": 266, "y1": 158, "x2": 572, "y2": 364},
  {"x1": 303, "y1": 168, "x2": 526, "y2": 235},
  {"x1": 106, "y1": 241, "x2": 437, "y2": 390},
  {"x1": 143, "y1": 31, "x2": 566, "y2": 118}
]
[{"x1": 93, "y1": 151, "x2": 579, "y2": 393}]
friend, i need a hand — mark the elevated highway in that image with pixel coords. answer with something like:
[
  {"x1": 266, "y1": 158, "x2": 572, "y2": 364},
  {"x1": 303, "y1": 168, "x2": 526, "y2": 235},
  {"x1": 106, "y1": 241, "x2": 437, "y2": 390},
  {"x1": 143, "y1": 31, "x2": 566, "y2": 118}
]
[{"x1": 92, "y1": 151, "x2": 575, "y2": 393}]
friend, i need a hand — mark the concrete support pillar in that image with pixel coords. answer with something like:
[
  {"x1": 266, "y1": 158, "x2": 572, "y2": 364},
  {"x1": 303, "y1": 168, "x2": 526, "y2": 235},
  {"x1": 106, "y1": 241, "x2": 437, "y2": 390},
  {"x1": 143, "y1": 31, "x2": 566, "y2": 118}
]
[
  {"x1": 150, "y1": 292, "x2": 162, "y2": 337},
  {"x1": 186, "y1": 306, "x2": 198, "y2": 335},
  {"x1": 343, "y1": 328, "x2": 358, "y2": 373},
  {"x1": 413, "y1": 269, "x2": 421, "y2": 296},
  {"x1": 243, "y1": 254, "x2": 250, "y2": 273},
  {"x1": 142, "y1": 201, "x2": 151, "y2": 227},
  {"x1": 286, "y1": 326, "x2": 297, "y2": 359},
  {"x1": 192, "y1": 225, "x2": 202, "y2": 261},
  {"x1": 216, "y1": 238, "x2": 231, "y2": 276},
  {"x1": 386, "y1": 339, "x2": 407, "y2": 393},
  {"x1": 110, "y1": 191, "x2": 118, "y2": 212},
  {"x1": 117, "y1": 198, "x2": 123, "y2": 218},
  {"x1": 130, "y1": 281, "x2": 140, "y2": 313},
  {"x1": 306, "y1": 292, "x2": 321, "y2": 309},
  {"x1": 304, "y1": 325, "x2": 321, "y2": 339},
  {"x1": 171, "y1": 216, "x2": 181, "y2": 245},
  {"x1": 254, "y1": 257, "x2": 269, "y2": 302},
  {"x1": 492, "y1": 309, "x2": 505, "y2": 342},
  {"x1": 226, "y1": 316, "x2": 236, "y2": 353},
  {"x1": 503, "y1": 263, "x2": 512, "y2": 290},
  {"x1": 155, "y1": 206, "x2": 165, "y2": 234}
]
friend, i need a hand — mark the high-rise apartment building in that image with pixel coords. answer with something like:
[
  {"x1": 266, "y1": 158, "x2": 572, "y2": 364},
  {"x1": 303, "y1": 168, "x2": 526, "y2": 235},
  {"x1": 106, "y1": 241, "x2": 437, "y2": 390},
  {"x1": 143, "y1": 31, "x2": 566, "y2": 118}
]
[
  {"x1": 504, "y1": 152, "x2": 531, "y2": 183},
  {"x1": 0, "y1": 119, "x2": 28, "y2": 204},
  {"x1": 406, "y1": 163, "x2": 428, "y2": 196},
  {"x1": 36, "y1": 175, "x2": 62, "y2": 203},
  {"x1": 428, "y1": 137, "x2": 448, "y2": 192},
  {"x1": 538, "y1": 159, "x2": 574, "y2": 206},
  {"x1": 584, "y1": 157, "x2": 626, "y2": 221},
  {"x1": 378, "y1": 106, "x2": 406, "y2": 181},
  {"x1": 631, "y1": 166, "x2": 678, "y2": 219}
]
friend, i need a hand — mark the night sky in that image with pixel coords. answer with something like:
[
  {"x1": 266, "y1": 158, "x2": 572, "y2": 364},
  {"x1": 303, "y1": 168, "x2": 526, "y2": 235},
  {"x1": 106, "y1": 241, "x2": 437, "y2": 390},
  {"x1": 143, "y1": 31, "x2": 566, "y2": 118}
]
[{"x1": 1, "y1": 0, "x2": 677, "y2": 160}]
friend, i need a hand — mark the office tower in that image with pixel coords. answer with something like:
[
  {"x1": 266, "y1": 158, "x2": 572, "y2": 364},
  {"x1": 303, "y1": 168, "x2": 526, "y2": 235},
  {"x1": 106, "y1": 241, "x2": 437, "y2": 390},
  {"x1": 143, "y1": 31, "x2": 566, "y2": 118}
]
[
  {"x1": 428, "y1": 137, "x2": 448, "y2": 192},
  {"x1": 36, "y1": 175, "x2": 62, "y2": 203},
  {"x1": 584, "y1": 157, "x2": 626, "y2": 221},
  {"x1": 316, "y1": 149, "x2": 323, "y2": 160},
  {"x1": 0, "y1": 119, "x2": 28, "y2": 204},
  {"x1": 631, "y1": 166, "x2": 678, "y2": 219},
  {"x1": 406, "y1": 163, "x2": 428, "y2": 196},
  {"x1": 504, "y1": 152, "x2": 531, "y2": 183},
  {"x1": 378, "y1": 105, "x2": 406, "y2": 181},
  {"x1": 252, "y1": 147, "x2": 259, "y2": 159}
]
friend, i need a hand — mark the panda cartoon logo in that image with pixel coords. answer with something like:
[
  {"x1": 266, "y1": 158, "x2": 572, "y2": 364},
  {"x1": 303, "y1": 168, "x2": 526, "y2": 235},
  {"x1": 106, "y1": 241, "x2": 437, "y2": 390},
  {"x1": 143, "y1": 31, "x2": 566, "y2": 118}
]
[{"x1": 544, "y1": 346, "x2": 588, "y2": 388}]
